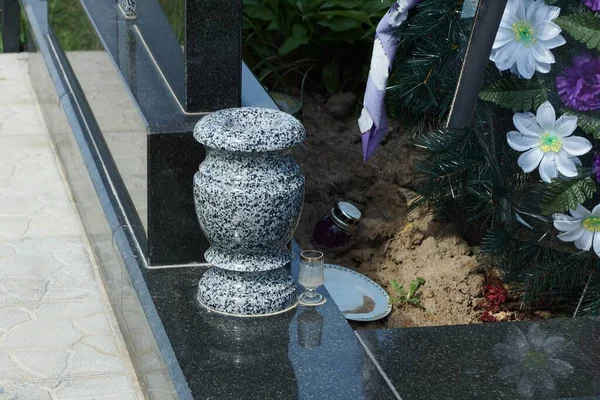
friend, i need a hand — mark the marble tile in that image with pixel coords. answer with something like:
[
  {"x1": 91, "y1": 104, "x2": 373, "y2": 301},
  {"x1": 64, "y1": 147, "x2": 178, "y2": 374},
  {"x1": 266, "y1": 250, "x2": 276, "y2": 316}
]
[
  {"x1": 0, "y1": 53, "x2": 143, "y2": 398},
  {"x1": 0, "y1": 104, "x2": 48, "y2": 137},
  {"x1": 0, "y1": 375, "x2": 140, "y2": 399}
]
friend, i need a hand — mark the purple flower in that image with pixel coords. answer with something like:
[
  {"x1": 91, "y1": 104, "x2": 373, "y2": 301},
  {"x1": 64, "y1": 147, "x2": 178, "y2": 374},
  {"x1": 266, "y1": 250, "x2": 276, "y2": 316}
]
[
  {"x1": 556, "y1": 54, "x2": 600, "y2": 112},
  {"x1": 594, "y1": 153, "x2": 600, "y2": 183},
  {"x1": 583, "y1": 0, "x2": 600, "y2": 12}
]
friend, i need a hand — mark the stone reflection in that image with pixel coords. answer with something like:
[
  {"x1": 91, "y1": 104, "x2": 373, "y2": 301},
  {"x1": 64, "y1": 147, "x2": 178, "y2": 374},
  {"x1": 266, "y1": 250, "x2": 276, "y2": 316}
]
[
  {"x1": 297, "y1": 307, "x2": 324, "y2": 349},
  {"x1": 494, "y1": 324, "x2": 574, "y2": 398},
  {"x1": 198, "y1": 308, "x2": 298, "y2": 399}
]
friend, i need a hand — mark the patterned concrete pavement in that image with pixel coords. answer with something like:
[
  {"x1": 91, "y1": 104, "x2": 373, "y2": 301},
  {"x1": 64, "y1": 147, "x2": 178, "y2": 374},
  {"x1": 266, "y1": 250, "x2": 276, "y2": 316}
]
[{"x1": 0, "y1": 54, "x2": 145, "y2": 399}]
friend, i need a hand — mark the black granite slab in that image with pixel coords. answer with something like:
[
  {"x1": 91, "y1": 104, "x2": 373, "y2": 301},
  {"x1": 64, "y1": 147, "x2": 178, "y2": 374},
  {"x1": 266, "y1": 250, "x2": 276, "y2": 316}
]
[
  {"x1": 140, "y1": 262, "x2": 396, "y2": 399},
  {"x1": 147, "y1": 133, "x2": 209, "y2": 265},
  {"x1": 357, "y1": 318, "x2": 600, "y2": 400},
  {"x1": 50, "y1": 0, "x2": 277, "y2": 266},
  {"x1": 185, "y1": 0, "x2": 241, "y2": 112}
]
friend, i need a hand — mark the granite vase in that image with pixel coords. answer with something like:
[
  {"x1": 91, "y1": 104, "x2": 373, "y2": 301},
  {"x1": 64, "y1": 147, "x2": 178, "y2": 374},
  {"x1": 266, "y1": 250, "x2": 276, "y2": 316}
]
[{"x1": 193, "y1": 108, "x2": 305, "y2": 316}]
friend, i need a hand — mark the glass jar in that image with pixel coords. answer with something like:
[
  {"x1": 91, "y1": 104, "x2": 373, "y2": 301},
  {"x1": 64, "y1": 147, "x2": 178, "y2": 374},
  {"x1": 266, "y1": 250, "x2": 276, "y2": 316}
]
[{"x1": 312, "y1": 201, "x2": 361, "y2": 252}]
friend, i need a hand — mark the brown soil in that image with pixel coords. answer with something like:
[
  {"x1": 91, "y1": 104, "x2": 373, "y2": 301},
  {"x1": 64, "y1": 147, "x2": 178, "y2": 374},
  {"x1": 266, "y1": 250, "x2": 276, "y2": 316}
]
[{"x1": 294, "y1": 94, "x2": 486, "y2": 328}]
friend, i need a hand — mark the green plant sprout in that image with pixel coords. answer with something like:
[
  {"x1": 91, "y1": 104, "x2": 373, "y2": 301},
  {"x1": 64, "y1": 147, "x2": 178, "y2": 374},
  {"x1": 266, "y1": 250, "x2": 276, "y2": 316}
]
[{"x1": 390, "y1": 277, "x2": 426, "y2": 307}]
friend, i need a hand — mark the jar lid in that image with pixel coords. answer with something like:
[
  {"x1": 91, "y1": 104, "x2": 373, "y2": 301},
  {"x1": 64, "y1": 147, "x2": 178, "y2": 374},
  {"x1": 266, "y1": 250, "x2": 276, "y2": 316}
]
[{"x1": 331, "y1": 202, "x2": 361, "y2": 232}]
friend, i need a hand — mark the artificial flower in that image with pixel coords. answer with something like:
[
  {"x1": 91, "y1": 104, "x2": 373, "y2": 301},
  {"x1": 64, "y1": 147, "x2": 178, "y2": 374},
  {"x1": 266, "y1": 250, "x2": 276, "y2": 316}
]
[
  {"x1": 594, "y1": 153, "x2": 600, "y2": 183},
  {"x1": 490, "y1": 0, "x2": 565, "y2": 79},
  {"x1": 556, "y1": 54, "x2": 600, "y2": 111},
  {"x1": 583, "y1": 0, "x2": 600, "y2": 12},
  {"x1": 507, "y1": 101, "x2": 591, "y2": 182},
  {"x1": 494, "y1": 324, "x2": 573, "y2": 398},
  {"x1": 553, "y1": 204, "x2": 600, "y2": 256}
]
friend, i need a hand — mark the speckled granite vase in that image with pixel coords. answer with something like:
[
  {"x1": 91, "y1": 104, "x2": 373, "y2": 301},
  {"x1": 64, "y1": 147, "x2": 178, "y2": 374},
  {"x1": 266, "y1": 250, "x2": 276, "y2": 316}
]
[{"x1": 193, "y1": 108, "x2": 306, "y2": 316}]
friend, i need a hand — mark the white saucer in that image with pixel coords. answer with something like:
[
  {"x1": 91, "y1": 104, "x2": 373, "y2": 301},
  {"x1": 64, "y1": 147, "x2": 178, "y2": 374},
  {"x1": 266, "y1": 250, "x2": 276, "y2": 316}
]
[{"x1": 324, "y1": 264, "x2": 391, "y2": 322}]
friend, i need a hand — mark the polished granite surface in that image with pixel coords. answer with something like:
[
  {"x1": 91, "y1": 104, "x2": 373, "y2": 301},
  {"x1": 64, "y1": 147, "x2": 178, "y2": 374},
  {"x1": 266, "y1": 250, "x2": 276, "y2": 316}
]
[
  {"x1": 358, "y1": 318, "x2": 600, "y2": 400},
  {"x1": 142, "y1": 259, "x2": 397, "y2": 399}
]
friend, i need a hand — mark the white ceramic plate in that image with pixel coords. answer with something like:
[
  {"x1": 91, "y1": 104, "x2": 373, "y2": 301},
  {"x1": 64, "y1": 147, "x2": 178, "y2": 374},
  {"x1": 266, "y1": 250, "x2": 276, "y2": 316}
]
[{"x1": 324, "y1": 264, "x2": 391, "y2": 322}]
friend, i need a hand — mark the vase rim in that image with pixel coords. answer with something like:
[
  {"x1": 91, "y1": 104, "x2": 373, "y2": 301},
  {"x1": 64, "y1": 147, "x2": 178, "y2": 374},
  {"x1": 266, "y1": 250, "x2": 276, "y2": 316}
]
[{"x1": 193, "y1": 107, "x2": 306, "y2": 152}]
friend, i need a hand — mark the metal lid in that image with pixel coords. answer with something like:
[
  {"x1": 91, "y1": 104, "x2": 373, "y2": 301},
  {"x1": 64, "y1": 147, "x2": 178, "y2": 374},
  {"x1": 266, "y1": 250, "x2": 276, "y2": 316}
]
[{"x1": 330, "y1": 202, "x2": 361, "y2": 232}]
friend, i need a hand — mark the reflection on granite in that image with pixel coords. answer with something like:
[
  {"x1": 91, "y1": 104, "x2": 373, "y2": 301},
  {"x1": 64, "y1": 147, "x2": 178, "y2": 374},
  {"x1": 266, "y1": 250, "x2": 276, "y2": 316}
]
[
  {"x1": 66, "y1": 51, "x2": 148, "y2": 233},
  {"x1": 358, "y1": 318, "x2": 600, "y2": 400},
  {"x1": 141, "y1": 261, "x2": 397, "y2": 399}
]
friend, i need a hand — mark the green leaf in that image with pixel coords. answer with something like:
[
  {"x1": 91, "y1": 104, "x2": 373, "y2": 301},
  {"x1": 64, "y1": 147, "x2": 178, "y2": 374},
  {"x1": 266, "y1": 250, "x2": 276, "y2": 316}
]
[
  {"x1": 322, "y1": 63, "x2": 341, "y2": 94},
  {"x1": 563, "y1": 109, "x2": 600, "y2": 139},
  {"x1": 320, "y1": 0, "x2": 362, "y2": 10},
  {"x1": 479, "y1": 75, "x2": 548, "y2": 112},
  {"x1": 542, "y1": 176, "x2": 597, "y2": 215},
  {"x1": 292, "y1": 23, "x2": 308, "y2": 37},
  {"x1": 319, "y1": 10, "x2": 372, "y2": 26},
  {"x1": 245, "y1": 7, "x2": 275, "y2": 21},
  {"x1": 278, "y1": 35, "x2": 310, "y2": 56},
  {"x1": 317, "y1": 17, "x2": 361, "y2": 32},
  {"x1": 362, "y1": 0, "x2": 393, "y2": 15},
  {"x1": 555, "y1": 13, "x2": 600, "y2": 51}
]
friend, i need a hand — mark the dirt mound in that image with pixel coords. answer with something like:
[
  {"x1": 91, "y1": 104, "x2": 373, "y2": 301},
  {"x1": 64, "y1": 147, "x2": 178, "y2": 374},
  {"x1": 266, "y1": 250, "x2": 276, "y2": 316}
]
[{"x1": 294, "y1": 94, "x2": 485, "y2": 328}]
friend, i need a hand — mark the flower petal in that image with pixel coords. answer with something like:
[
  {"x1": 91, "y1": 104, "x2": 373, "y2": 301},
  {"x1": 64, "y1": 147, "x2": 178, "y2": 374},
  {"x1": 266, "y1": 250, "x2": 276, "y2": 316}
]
[
  {"x1": 518, "y1": 147, "x2": 544, "y2": 173},
  {"x1": 553, "y1": 115, "x2": 578, "y2": 137},
  {"x1": 544, "y1": 5, "x2": 561, "y2": 21},
  {"x1": 536, "y1": 62, "x2": 552, "y2": 74},
  {"x1": 536, "y1": 101, "x2": 556, "y2": 129},
  {"x1": 494, "y1": 41, "x2": 520, "y2": 71},
  {"x1": 514, "y1": 0, "x2": 526, "y2": 20},
  {"x1": 539, "y1": 153, "x2": 557, "y2": 183},
  {"x1": 574, "y1": 231, "x2": 594, "y2": 251},
  {"x1": 514, "y1": 112, "x2": 542, "y2": 136},
  {"x1": 517, "y1": 50, "x2": 536, "y2": 79},
  {"x1": 526, "y1": 0, "x2": 544, "y2": 21},
  {"x1": 561, "y1": 136, "x2": 592, "y2": 156},
  {"x1": 553, "y1": 214, "x2": 579, "y2": 232},
  {"x1": 507, "y1": 131, "x2": 539, "y2": 151},
  {"x1": 535, "y1": 21, "x2": 562, "y2": 41},
  {"x1": 542, "y1": 34, "x2": 566, "y2": 49},
  {"x1": 493, "y1": 28, "x2": 515, "y2": 49},
  {"x1": 556, "y1": 152, "x2": 578, "y2": 177},
  {"x1": 571, "y1": 204, "x2": 591, "y2": 218},
  {"x1": 557, "y1": 225, "x2": 585, "y2": 242},
  {"x1": 593, "y1": 232, "x2": 600, "y2": 257},
  {"x1": 592, "y1": 204, "x2": 600, "y2": 215},
  {"x1": 532, "y1": 42, "x2": 555, "y2": 64}
]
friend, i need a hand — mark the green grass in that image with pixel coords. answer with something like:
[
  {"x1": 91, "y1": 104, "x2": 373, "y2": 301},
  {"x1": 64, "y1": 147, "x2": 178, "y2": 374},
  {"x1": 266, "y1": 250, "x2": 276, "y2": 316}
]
[
  {"x1": 48, "y1": 0, "x2": 101, "y2": 51},
  {"x1": 158, "y1": 0, "x2": 185, "y2": 44}
]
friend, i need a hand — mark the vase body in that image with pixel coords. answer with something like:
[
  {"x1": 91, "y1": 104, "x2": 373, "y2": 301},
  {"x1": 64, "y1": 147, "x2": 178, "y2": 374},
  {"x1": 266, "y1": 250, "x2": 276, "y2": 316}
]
[{"x1": 193, "y1": 108, "x2": 305, "y2": 315}]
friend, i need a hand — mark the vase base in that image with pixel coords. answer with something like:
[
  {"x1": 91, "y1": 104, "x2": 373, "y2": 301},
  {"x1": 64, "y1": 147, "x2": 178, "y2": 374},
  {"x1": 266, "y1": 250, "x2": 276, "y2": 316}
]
[
  {"x1": 198, "y1": 298, "x2": 298, "y2": 318},
  {"x1": 197, "y1": 267, "x2": 297, "y2": 316}
]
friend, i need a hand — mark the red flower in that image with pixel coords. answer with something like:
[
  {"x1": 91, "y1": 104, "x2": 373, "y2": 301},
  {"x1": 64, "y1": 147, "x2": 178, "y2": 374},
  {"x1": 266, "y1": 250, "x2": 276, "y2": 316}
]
[{"x1": 484, "y1": 285, "x2": 508, "y2": 305}]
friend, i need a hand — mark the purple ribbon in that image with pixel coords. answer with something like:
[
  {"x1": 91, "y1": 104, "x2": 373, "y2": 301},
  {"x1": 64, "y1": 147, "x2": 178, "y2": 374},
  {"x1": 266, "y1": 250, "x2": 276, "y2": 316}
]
[{"x1": 360, "y1": 0, "x2": 421, "y2": 162}]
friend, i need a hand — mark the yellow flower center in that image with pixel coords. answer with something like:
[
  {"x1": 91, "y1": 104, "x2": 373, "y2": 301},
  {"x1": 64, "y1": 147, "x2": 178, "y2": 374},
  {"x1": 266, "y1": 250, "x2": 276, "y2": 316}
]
[
  {"x1": 513, "y1": 21, "x2": 535, "y2": 45},
  {"x1": 539, "y1": 133, "x2": 562, "y2": 153},
  {"x1": 583, "y1": 216, "x2": 600, "y2": 232}
]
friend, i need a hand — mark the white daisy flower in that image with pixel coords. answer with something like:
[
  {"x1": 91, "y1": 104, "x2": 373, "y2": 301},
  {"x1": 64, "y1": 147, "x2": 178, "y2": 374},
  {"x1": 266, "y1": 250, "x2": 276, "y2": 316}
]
[
  {"x1": 507, "y1": 101, "x2": 591, "y2": 183},
  {"x1": 553, "y1": 204, "x2": 600, "y2": 256},
  {"x1": 490, "y1": 0, "x2": 566, "y2": 79}
]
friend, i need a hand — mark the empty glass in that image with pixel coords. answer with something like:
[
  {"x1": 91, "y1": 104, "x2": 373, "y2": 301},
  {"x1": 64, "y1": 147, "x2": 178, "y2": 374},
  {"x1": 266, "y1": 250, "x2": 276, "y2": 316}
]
[{"x1": 298, "y1": 250, "x2": 326, "y2": 306}]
